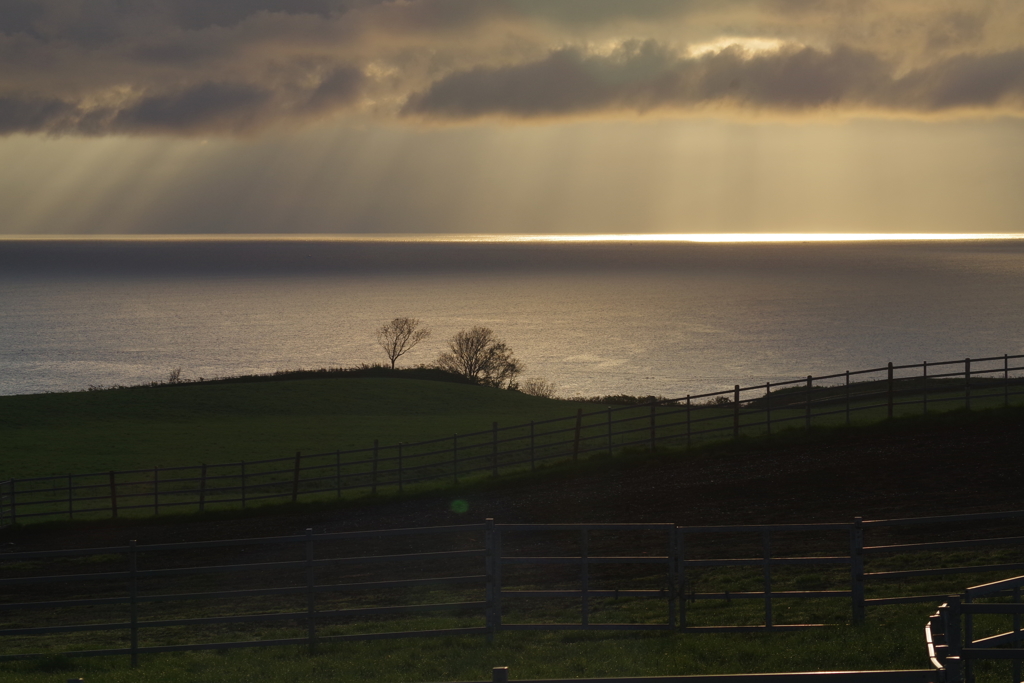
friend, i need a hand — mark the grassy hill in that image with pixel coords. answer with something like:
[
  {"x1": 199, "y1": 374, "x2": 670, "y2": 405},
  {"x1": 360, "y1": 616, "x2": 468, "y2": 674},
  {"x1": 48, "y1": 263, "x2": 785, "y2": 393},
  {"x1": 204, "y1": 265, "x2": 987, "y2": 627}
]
[
  {"x1": 1, "y1": 403, "x2": 1022, "y2": 683},
  {"x1": 1, "y1": 372, "x2": 1022, "y2": 683},
  {"x1": 0, "y1": 377, "x2": 600, "y2": 479}
]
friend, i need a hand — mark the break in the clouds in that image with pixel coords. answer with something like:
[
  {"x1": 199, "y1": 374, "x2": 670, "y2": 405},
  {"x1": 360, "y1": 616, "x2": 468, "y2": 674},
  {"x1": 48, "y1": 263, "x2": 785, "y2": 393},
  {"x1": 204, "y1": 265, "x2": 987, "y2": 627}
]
[{"x1": 2, "y1": 0, "x2": 1024, "y2": 136}]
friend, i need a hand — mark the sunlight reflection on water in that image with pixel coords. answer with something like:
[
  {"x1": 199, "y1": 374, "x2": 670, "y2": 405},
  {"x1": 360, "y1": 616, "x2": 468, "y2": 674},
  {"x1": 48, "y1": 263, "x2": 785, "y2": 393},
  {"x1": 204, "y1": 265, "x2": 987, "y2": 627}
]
[{"x1": 2, "y1": 237, "x2": 1023, "y2": 397}]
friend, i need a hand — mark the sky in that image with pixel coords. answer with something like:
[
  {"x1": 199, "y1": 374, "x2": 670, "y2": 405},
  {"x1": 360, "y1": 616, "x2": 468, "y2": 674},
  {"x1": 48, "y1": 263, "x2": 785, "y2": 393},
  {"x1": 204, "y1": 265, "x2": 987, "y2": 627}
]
[{"x1": 2, "y1": 0, "x2": 1024, "y2": 236}]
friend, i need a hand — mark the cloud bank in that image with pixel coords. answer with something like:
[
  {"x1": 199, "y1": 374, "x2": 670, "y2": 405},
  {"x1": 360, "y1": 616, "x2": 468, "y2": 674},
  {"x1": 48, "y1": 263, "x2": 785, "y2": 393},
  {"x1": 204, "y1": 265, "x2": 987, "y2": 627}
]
[
  {"x1": 2, "y1": 0, "x2": 1023, "y2": 136},
  {"x1": 403, "y1": 41, "x2": 1024, "y2": 120}
]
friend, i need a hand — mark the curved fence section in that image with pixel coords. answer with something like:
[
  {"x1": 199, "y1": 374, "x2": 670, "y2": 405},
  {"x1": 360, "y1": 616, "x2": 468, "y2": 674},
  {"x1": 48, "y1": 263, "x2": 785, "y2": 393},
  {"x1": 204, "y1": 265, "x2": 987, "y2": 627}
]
[
  {"x1": 926, "y1": 575, "x2": 1024, "y2": 683},
  {"x1": 2, "y1": 354, "x2": 1022, "y2": 525}
]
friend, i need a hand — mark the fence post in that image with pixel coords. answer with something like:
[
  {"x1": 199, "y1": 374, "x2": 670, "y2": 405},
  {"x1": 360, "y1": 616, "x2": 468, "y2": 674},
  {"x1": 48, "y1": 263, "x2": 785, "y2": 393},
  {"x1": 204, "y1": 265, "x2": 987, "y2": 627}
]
[
  {"x1": 686, "y1": 396, "x2": 691, "y2": 449},
  {"x1": 492, "y1": 422, "x2": 499, "y2": 476},
  {"x1": 241, "y1": 461, "x2": 246, "y2": 509},
  {"x1": 942, "y1": 594, "x2": 964, "y2": 683},
  {"x1": 152, "y1": 468, "x2": 158, "y2": 516},
  {"x1": 649, "y1": 401, "x2": 657, "y2": 452},
  {"x1": 305, "y1": 528, "x2": 317, "y2": 654},
  {"x1": 733, "y1": 385, "x2": 740, "y2": 438},
  {"x1": 965, "y1": 357, "x2": 971, "y2": 410},
  {"x1": 850, "y1": 516, "x2": 865, "y2": 624},
  {"x1": 398, "y1": 443, "x2": 404, "y2": 493},
  {"x1": 1013, "y1": 585, "x2": 1021, "y2": 683},
  {"x1": 372, "y1": 440, "x2": 379, "y2": 496},
  {"x1": 765, "y1": 382, "x2": 772, "y2": 435},
  {"x1": 335, "y1": 450, "x2": 341, "y2": 498},
  {"x1": 887, "y1": 362, "x2": 894, "y2": 419},
  {"x1": 530, "y1": 422, "x2": 536, "y2": 470},
  {"x1": 946, "y1": 656, "x2": 963, "y2": 683},
  {"x1": 580, "y1": 528, "x2": 590, "y2": 627},
  {"x1": 667, "y1": 525, "x2": 679, "y2": 630},
  {"x1": 572, "y1": 410, "x2": 583, "y2": 462},
  {"x1": 923, "y1": 361, "x2": 929, "y2": 414},
  {"x1": 68, "y1": 474, "x2": 74, "y2": 520},
  {"x1": 677, "y1": 527, "x2": 688, "y2": 631},
  {"x1": 606, "y1": 408, "x2": 613, "y2": 455},
  {"x1": 485, "y1": 518, "x2": 496, "y2": 641},
  {"x1": 945, "y1": 595, "x2": 962, "y2": 660},
  {"x1": 845, "y1": 371, "x2": 851, "y2": 425},
  {"x1": 494, "y1": 524, "x2": 503, "y2": 632},
  {"x1": 964, "y1": 591, "x2": 975, "y2": 683},
  {"x1": 805, "y1": 376, "x2": 813, "y2": 428},
  {"x1": 109, "y1": 471, "x2": 118, "y2": 519},
  {"x1": 761, "y1": 530, "x2": 773, "y2": 628},
  {"x1": 1004, "y1": 354, "x2": 1010, "y2": 408},
  {"x1": 453, "y1": 434, "x2": 459, "y2": 484},
  {"x1": 8, "y1": 481, "x2": 14, "y2": 526},
  {"x1": 129, "y1": 539, "x2": 139, "y2": 668},
  {"x1": 493, "y1": 667, "x2": 510, "y2": 683},
  {"x1": 199, "y1": 464, "x2": 207, "y2": 512},
  {"x1": 292, "y1": 451, "x2": 301, "y2": 503}
]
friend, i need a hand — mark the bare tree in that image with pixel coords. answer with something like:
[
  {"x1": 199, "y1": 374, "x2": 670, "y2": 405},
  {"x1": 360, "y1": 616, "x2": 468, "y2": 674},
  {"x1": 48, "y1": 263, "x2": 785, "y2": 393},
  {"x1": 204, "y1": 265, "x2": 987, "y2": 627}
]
[
  {"x1": 522, "y1": 377, "x2": 557, "y2": 398},
  {"x1": 376, "y1": 317, "x2": 431, "y2": 369},
  {"x1": 435, "y1": 326, "x2": 523, "y2": 389}
]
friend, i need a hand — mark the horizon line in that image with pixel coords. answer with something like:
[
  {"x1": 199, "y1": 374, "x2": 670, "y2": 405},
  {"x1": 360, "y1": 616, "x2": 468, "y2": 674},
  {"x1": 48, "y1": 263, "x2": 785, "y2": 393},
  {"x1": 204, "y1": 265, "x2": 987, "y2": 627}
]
[{"x1": 2, "y1": 232, "x2": 1024, "y2": 243}]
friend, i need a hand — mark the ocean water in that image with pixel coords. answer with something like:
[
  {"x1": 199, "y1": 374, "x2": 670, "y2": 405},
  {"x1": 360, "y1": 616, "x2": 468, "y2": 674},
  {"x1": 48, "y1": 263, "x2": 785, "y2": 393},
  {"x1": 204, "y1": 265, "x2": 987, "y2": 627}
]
[{"x1": 2, "y1": 237, "x2": 1023, "y2": 398}]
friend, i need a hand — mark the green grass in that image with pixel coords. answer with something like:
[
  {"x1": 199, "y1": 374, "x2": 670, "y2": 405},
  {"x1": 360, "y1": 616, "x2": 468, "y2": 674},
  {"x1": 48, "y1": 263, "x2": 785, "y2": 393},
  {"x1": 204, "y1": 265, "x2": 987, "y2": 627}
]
[
  {"x1": 0, "y1": 378, "x2": 603, "y2": 479},
  {"x1": 0, "y1": 620, "x2": 932, "y2": 683},
  {"x1": 0, "y1": 598, "x2": 977, "y2": 683},
  {"x1": 3, "y1": 374, "x2": 1023, "y2": 682},
  {"x1": 3, "y1": 373, "x2": 1022, "y2": 526},
  {"x1": 2, "y1": 530, "x2": 1021, "y2": 683},
  {"x1": 2, "y1": 373, "x2": 1021, "y2": 484}
]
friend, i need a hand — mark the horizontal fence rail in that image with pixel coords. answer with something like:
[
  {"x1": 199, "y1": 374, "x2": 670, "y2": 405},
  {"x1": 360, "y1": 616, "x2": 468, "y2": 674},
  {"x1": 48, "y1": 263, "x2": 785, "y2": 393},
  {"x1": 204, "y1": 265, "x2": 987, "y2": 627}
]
[
  {"x1": 3, "y1": 354, "x2": 1023, "y2": 526},
  {"x1": 2, "y1": 511, "x2": 1024, "y2": 669}
]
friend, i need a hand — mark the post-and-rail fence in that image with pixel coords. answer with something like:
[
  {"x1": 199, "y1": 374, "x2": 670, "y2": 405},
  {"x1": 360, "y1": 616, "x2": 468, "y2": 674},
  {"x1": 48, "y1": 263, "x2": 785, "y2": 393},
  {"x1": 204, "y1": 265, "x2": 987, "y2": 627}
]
[
  {"x1": 3, "y1": 354, "x2": 1023, "y2": 527},
  {"x1": 1, "y1": 510, "x2": 1023, "y2": 678}
]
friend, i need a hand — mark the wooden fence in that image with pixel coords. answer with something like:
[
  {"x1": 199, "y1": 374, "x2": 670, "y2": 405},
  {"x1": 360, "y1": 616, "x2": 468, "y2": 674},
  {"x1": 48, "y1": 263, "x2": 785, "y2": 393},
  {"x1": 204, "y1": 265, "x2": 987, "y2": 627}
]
[
  {"x1": 1, "y1": 510, "x2": 1023, "y2": 668},
  {"x1": 2, "y1": 354, "x2": 1022, "y2": 526}
]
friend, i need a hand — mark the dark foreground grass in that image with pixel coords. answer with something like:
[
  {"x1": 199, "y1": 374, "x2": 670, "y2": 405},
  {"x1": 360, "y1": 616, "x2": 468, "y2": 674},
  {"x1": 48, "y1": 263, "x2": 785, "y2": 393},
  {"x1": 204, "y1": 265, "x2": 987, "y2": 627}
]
[
  {"x1": 0, "y1": 606, "x2": 935, "y2": 683},
  {"x1": 3, "y1": 525, "x2": 1022, "y2": 683}
]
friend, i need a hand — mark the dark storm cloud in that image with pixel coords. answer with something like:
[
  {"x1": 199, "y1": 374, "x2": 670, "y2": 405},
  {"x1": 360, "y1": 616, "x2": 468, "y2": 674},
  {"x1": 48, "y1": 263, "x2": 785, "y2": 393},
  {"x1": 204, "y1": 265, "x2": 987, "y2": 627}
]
[
  {"x1": 0, "y1": 95, "x2": 78, "y2": 134},
  {"x1": 111, "y1": 82, "x2": 275, "y2": 134},
  {"x1": 403, "y1": 41, "x2": 1024, "y2": 119},
  {"x1": 0, "y1": 0, "x2": 349, "y2": 42},
  {"x1": 0, "y1": 0, "x2": 45, "y2": 39},
  {"x1": 0, "y1": 0, "x2": 1023, "y2": 136},
  {"x1": 302, "y1": 66, "x2": 365, "y2": 113},
  {"x1": 165, "y1": 0, "x2": 339, "y2": 31}
]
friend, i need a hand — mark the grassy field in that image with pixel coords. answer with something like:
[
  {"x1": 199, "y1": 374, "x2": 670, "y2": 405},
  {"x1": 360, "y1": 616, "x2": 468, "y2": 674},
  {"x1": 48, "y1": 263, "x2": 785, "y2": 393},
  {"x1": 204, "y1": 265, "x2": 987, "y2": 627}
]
[
  {"x1": 4, "y1": 373, "x2": 1021, "y2": 484},
  {"x1": 3, "y1": 373, "x2": 1022, "y2": 525},
  {"x1": 0, "y1": 619, "x2": 933, "y2": 683},
  {"x1": 0, "y1": 378, "x2": 604, "y2": 479},
  {"x1": 2, "y1": 554, "x2": 1021, "y2": 683},
  {"x1": 1, "y1": 374, "x2": 1022, "y2": 683}
]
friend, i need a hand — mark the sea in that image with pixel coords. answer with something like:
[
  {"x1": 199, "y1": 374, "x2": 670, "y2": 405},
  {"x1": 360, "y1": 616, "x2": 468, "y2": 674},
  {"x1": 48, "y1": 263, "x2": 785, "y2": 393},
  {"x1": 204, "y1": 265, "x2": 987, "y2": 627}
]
[{"x1": 2, "y1": 235, "x2": 1023, "y2": 398}]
